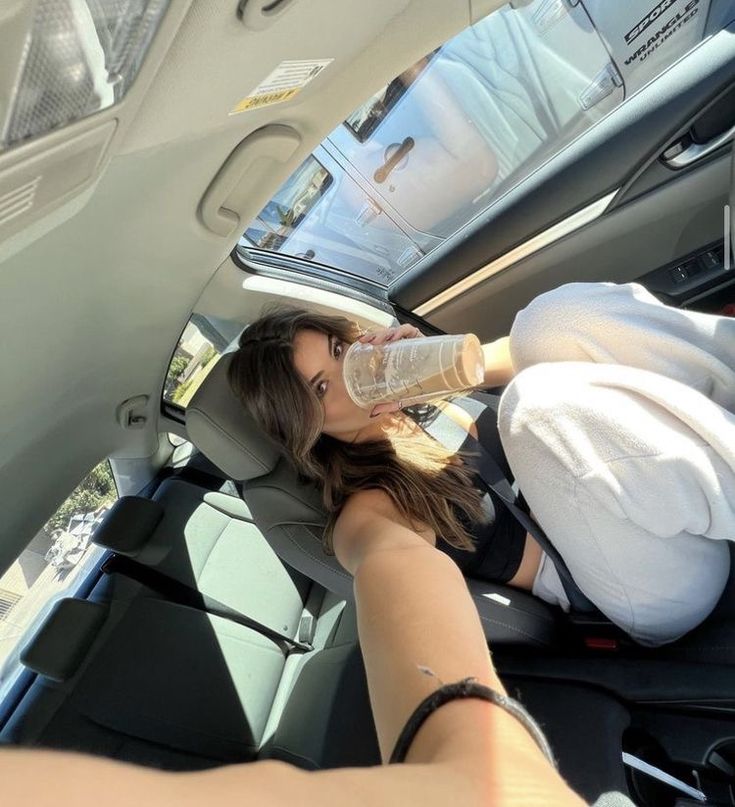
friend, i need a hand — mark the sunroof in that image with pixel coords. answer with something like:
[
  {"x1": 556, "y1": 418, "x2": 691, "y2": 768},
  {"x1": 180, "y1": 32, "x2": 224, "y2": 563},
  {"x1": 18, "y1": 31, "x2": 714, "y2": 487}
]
[{"x1": 238, "y1": 0, "x2": 719, "y2": 286}]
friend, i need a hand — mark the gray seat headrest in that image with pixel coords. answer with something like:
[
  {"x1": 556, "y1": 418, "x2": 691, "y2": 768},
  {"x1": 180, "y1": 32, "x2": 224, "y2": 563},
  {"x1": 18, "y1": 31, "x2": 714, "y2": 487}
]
[
  {"x1": 187, "y1": 353, "x2": 282, "y2": 482},
  {"x1": 21, "y1": 598, "x2": 107, "y2": 681},
  {"x1": 93, "y1": 496, "x2": 164, "y2": 557}
]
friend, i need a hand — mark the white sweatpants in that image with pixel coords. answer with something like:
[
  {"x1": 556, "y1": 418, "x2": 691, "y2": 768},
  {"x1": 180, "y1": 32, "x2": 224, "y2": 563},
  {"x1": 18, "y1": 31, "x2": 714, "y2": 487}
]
[{"x1": 498, "y1": 282, "x2": 735, "y2": 646}]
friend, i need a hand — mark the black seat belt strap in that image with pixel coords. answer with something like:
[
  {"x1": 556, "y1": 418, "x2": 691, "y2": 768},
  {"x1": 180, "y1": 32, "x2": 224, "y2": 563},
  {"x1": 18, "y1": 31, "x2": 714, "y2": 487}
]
[
  {"x1": 460, "y1": 431, "x2": 598, "y2": 614},
  {"x1": 101, "y1": 554, "x2": 313, "y2": 653},
  {"x1": 415, "y1": 403, "x2": 598, "y2": 614}
]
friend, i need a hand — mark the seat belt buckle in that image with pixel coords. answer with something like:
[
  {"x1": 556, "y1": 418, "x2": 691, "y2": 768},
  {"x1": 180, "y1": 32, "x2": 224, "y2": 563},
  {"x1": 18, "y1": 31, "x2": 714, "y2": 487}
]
[
  {"x1": 298, "y1": 612, "x2": 315, "y2": 645},
  {"x1": 567, "y1": 611, "x2": 626, "y2": 652},
  {"x1": 583, "y1": 636, "x2": 619, "y2": 651}
]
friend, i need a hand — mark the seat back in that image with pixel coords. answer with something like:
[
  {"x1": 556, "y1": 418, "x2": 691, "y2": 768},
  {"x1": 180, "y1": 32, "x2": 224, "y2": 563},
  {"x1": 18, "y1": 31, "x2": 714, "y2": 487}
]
[
  {"x1": 5, "y1": 475, "x2": 361, "y2": 769},
  {"x1": 187, "y1": 354, "x2": 353, "y2": 599},
  {"x1": 186, "y1": 353, "x2": 559, "y2": 646}
]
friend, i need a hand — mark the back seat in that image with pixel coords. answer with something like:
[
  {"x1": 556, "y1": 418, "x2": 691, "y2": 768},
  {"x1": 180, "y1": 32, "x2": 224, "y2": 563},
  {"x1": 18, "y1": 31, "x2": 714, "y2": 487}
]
[
  {"x1": 0, "y1": 476, "x2": 380, "y2": 770},
  {"x1": 0, "y1": 472, "x2": 662, "y2": 800}
]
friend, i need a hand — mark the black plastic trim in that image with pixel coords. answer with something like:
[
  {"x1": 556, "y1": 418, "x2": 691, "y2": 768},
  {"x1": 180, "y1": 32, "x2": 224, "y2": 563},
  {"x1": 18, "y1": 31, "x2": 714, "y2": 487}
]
[
  {"x1": 615, "y1": 82, "x2": 735, "y2": 207},
  {"x1": 161, "y1": 400, "x2": 185, "y2": 424},
  {"x1": 233, "y1": 246, "x2": 393, "y2": 307},
  {"x1": 638, "y1": 239, "x2": 732, "y2": 303}
]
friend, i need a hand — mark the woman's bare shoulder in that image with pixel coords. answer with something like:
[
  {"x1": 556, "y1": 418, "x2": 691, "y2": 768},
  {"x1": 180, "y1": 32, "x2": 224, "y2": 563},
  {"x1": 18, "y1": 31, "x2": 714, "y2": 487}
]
[
  {"x1": 341, "y1": 488, "x2": 399, "y2": 518},
  {"x1": 334, "y1": 489, "x2": 436, "y2": 574},
  {"x1": 340, "y1": 489, "x2": 434, "y2": 536},
  {"x1": 335, "y1": 489, "x2": 404, "y2": 544}
]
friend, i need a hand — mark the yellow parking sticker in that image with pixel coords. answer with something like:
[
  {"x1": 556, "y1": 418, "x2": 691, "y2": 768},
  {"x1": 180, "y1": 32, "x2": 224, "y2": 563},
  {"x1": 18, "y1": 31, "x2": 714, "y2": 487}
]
[
  {"x1": 230, "y1": 59, "x2": 333, "y2": 115},
  {"x1": 231, "y1": 88, "x2": 301, "y2": 113}
]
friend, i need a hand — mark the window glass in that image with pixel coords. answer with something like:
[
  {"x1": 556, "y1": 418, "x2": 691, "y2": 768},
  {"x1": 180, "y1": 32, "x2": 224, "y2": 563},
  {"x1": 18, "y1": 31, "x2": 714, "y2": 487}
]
[
  {"x1": 242, "y1": 156, "x2": 333, "y2": 250},
  {"x1": 343, "y1": 49, "x2": 438, "y2": 142},
  {"x1": 238, "y1": 0, "x2": 728, "y2": 284},
  {"x1": 0, "y1": 462, "x2": 118, "y2": 701},
  {"x1": 163, "y1": 318, "x2": 224, "y2": 408}
]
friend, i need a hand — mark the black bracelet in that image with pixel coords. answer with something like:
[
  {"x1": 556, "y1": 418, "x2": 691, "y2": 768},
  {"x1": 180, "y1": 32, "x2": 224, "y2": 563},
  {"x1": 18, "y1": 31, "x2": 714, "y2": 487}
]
[{"x1": 389, "y1": 677, "x2": 556, "y2": 766}]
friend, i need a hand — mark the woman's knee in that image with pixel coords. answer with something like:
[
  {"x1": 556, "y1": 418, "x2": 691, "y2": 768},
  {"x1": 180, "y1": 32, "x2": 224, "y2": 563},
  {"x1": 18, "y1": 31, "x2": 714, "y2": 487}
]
[
  {"x1": 509, "y1": 282, "x2": 656, "y2": 371},
  {"x1": 509, "y1": 282, "x2": 604, "y2": 370},
  {"x1": 498, "y1": 363, "x2": 605, "y2": 480},
  {"x1": 624, "y1": 540, "x2": 731, "y2": 646}
]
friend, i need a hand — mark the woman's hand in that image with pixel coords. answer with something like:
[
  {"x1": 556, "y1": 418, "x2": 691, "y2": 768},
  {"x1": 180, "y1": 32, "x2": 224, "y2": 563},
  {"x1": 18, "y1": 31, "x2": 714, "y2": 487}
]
[
  {"x1": 358, "y1": 323, "x2": 425, "y2": 417},
  {"x1": 358, "y1": 323, "x2": 424, "y2": 346}
]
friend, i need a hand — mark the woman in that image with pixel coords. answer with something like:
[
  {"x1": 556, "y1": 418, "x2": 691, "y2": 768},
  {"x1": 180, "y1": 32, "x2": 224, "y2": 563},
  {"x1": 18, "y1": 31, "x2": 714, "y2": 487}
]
[{"x1": 227, "y1": 281, "x2": 735, "y2": 646}]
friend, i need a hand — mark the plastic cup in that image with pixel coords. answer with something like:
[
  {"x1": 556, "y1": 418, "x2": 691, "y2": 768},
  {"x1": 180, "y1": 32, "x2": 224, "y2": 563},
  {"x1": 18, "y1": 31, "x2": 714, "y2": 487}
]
[{"x1": 342, "y1": 333, "x2": 484, "y2": 409}]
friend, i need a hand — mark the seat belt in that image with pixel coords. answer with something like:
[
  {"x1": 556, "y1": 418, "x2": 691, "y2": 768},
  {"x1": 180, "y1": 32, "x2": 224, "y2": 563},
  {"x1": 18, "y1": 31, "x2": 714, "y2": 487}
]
[
  {"x1": 415, "y1": 403, "x2": 599, "y2": 614},
  {"x1": 458, "y1": 431, "x2": 598, "y2": 614},
  {"x1": 101, "y1": 554, "x2": 314, "y2": 654}
]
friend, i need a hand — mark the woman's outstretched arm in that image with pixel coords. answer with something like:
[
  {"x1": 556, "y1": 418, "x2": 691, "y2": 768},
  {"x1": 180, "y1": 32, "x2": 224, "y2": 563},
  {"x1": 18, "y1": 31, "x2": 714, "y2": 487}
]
[
  {"x1": 330, "y1": 488, "x2": 582, "y2": 802},
  {"x1": 1, "y1": 489, "x2": 582, "y2": 807}
]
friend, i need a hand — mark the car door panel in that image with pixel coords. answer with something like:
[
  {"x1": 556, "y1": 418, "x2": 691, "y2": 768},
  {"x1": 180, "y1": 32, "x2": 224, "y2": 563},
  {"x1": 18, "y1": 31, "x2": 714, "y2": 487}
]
[{"x1": 412, "y1": 148, "x2": 730, "y2": 340}]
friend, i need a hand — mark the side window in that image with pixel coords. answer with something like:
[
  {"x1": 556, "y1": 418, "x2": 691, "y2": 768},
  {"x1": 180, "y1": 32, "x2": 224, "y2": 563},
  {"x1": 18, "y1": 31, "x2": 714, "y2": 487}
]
[
  {"x1": 238, "y1": 0, "x2": 726, "y2": 284},
  {"x1": 164, "y1": 319, "x2": 223, "y2": 408},
  {"x1": 0, "y1": 461, "x2": 118, "y2": 699},
  {"x1": 238, "y1": 147, "x2": 427, "y2": 285}
]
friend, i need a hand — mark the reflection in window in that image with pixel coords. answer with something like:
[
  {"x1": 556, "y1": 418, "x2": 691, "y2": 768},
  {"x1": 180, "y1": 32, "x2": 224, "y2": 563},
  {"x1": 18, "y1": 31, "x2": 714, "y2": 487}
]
[
  {"x1": 343, "y1": 50, "x2": 437, "y2": 143},
  {"x1": 243, "y1": 156, "x2": 332, "y2": 250},
  {"x1": 238, "y1": 0, "x2": 720, "y2": 284}
]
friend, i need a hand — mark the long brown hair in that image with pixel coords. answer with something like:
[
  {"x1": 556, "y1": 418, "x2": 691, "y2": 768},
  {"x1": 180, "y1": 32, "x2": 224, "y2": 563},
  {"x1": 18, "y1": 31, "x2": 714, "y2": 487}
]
[{"x1": 227, "y1": 305, "x2": 486, "y2": 553}]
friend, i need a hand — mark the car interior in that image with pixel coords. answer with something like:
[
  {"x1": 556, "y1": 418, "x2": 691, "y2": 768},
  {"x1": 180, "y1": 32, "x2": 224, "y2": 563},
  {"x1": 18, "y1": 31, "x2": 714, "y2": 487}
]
[{"x1": 1, "y1": 0, "x2": 735, "y2": 804}]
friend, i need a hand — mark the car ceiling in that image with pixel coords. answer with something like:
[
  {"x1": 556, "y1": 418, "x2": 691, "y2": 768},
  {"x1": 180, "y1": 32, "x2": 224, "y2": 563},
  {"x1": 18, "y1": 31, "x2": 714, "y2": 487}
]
[{"x1": 0, "y1": 0, "x2": 505, "y2": 572}]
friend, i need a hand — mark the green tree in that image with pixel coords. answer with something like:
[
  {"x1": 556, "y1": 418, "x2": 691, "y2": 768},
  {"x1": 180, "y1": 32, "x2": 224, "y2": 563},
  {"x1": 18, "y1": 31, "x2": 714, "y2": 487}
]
[
  {"x1": 164, "y1": 355, "x2": 190, "y2": 399},
  {"x1": 169, "y1": 355, "x2": 188, "y2": 381},
  {"x1": 45, "y1": 461, "x2": 117, "y2": 533}
]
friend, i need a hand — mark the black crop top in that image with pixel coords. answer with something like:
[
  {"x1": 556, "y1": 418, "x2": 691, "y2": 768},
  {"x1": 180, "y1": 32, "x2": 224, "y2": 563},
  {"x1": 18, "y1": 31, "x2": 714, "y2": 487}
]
[{"x1": 406, "y1": 392, "x2": 527, "y2": 585}]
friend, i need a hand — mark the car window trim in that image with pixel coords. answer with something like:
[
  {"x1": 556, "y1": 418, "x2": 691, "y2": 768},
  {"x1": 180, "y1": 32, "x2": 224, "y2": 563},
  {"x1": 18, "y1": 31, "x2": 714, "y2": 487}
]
[{"x1": 414, "y1": 190, "x2": 618, "y2": 317}]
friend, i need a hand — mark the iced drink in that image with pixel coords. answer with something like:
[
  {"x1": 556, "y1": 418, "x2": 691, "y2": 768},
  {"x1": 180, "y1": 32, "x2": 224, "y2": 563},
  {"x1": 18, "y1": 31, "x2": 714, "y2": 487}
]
[{"x1": 343, "y1": 333, "x2": 484, "y2": 409}]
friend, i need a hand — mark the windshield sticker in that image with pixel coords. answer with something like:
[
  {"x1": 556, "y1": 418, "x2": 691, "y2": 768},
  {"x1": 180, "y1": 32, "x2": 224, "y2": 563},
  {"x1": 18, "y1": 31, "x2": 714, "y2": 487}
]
[
  {"x1": 624, "y1": 0, "x2": 699, "y2": 65},
  {"x1": 230, "y1": 59, "x2": 333, "y2": 114}
]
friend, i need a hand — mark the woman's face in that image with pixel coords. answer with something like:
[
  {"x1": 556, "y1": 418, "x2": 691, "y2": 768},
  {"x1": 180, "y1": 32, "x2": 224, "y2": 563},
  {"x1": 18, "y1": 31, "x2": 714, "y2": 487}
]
[{"x1": 292, "y1": 328, "x2": 377, "y2": 442}]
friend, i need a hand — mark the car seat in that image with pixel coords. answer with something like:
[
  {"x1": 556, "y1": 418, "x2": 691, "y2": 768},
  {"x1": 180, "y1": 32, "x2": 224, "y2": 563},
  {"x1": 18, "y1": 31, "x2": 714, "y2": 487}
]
[{"x1": 186, "y1": 353, "x2": 559, "y2": 647}]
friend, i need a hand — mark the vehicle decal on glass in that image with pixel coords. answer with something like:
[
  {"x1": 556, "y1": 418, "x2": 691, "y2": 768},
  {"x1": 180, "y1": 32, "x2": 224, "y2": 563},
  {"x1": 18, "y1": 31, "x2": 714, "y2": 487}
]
[
  {"x1": 625, "y1": 0, "x2": 680, "y2": 45},
  {"x1": 624, "y1": 0, "x2": 699, "y2": 65}
]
